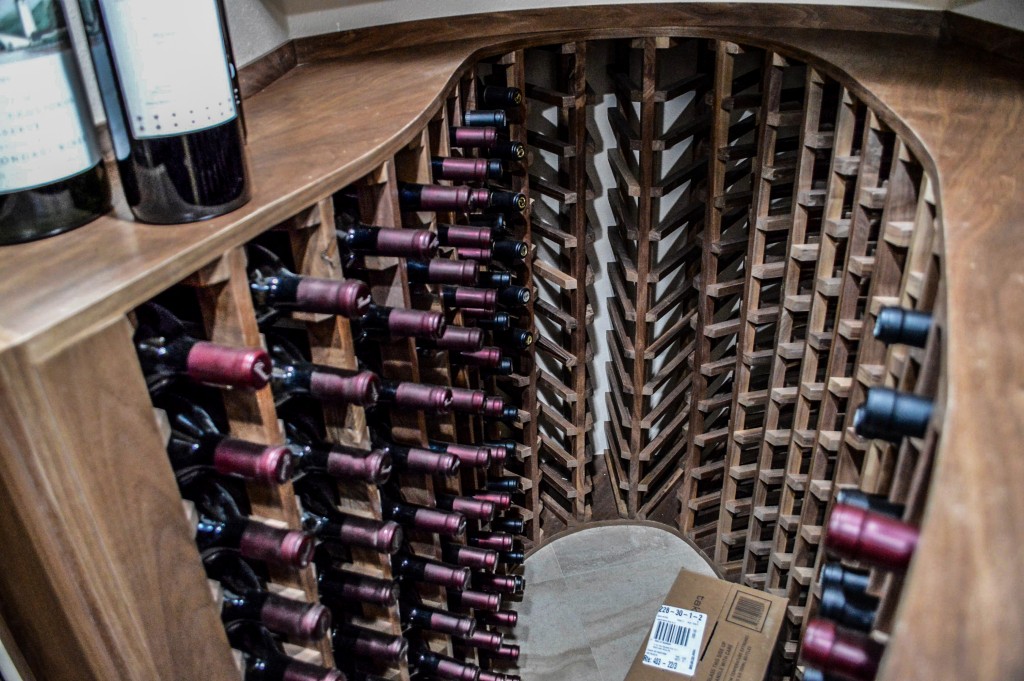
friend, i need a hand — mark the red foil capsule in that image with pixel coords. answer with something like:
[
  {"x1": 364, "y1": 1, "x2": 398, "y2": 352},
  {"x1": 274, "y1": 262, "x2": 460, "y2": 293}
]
[
  {"x1": 469, "y1": 533, "x2": 514, "y2": 552},
  {"x1": 294, "y1": 278, "x2": 372, "y2": 317},
  {"x1": 412, "y1": 508, "x2": 467, "y2": 537},
  {"x1": 445, "y1": 497, "x2": 496, "y2": 521},
  {"x1": 486, "y1": 445, "x2": 508, "y2": 465},
  {"x1": 456, "y1": 247, "x2": 491, "y2": 261},
  {"x1": 489, "y1": 644, "x2": 520, "y2": 662},
  {"x1": 445, "y1": 287, "x2": 497, "y2": 311},
  {"x1": 451, "y1": 126, "x2": 499, "y2": 148},
  {"x1": 421, "y1": 562, "x2": 471, "y2": 589},
  {"x1": 457, "y1": 347, "x2": 503, "y2": 367},
  {"x1": 416, "y1": 185, "x2": 473, "y2": 211},
  {"x1": 450, "y1": 590, "x2": 502, "y2": 611},
  {"x1": 473, "y1": 492, "x2": 512, "y2": 511},
  {"x1": 186, "y1": 342, "x2": 271, "y2": 390},
  {"x1": 450, "y1": 387, "x2": 488, "y2": 413},
  {"x1": 481, "y1": 397, "x2": 506, "y2": 418},
  {"x1": 802, "y1": 619, "x2": 883, "y2": 681},
  {"x1": 387, "y1": 308, "x2": 446, "y2": 339},
  {"x1": 434, "y1": 657, "x2": 481, "y2": 681},
  {"x1": 478, "y1": 672, "x2": 507, "y2": 681},
  {"x1": 259, "y1": 595, "x2": 332, "y2": 641},
  {"x1": 480, "y1": 610, "x2": 518, "y2": 628},
  {"x1": 309, "y1": 369, "x2": 380, "y2": 406},
  {"x1": 239, "y1": 522, "x2": 314, "y2": 568},
  {"x1": 393, "y1": 382, "x2": 453, "y2": 413},
  {"x1": 436, "y1": 326, "x2": 485, "y2": 352},
  {"x1": 401, "y1": 448, "x2": 461, "y2": 476},
  {"x1": 443, "y1": 444, "x2": 492, "y2": 468},
  {"x1": 826, "y1": 503, "x2": 919, "y2": 572},
  {"x1": 440, "y1": 225, "x2": 494, "y2": 248},
  {"x1": 461, "y1": 629, "x2": 504, "y2": 650},
  {"x1": 327, "y1": 516, "x2": 403, "y2": 554},
  {"x1": 428, "y1": 259, "x2": 480, "y2": 286},
  {"x1": 447, "y1": 545, "x2": 499, "y2": 570},
  {"x1": 213, "y1": 438, "x2": 293, "y2": 484},
  {"x1": 374, "y1": 228, "x2": 438, "y2": 259},
  {"x1": 429, "y1": 610, "x2": 477, "y2": 637},
  {"x1": 437, "y1": 157, "x2": 491, "y2": 182}
]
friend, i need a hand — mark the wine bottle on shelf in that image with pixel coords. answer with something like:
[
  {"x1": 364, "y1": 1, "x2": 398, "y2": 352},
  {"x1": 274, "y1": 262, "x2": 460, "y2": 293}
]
[
  {"x1": 479, "y1": 85, "x2": 523, "y2": 110},
  {"x1": 825, "y1": 502, "x2": 919, "y2": 572},
  {"x1": 442, "y1": 286, "x2": 497, "y2": 312},
  {"x1": 382, "y1": 498, "x2": 466, "y2": 538},
  {"x1": 491, "y1": 328, "x2": 535, "y2": 352},
  {"x1": 0, "y1": 0, "x2": 111, "y2": 245},
  {"x1": 484, "y1": 477, "x2": 524, "y2": 494},
  {"x1": 437, "y1": 224, "x2": 495, "y2": 248},
  {"x1": 183, "y1": 474, "x2": 314, "y2": 569},
  {"x1": 225, "y1": 621, "x2": 343, "y2": 681},
  {"x1": 317, "y1": 565, "x2": 399, "y2": 608},
  {"x1": 456, "y1": 240, "x2": 529, "y2": 265},
  {"x1": 489, "y1": 518, "x2": 525, "y2": 535},
  {"x1": 266, "y1": 333, "x2": 380, "y2": 407},
  {"x1": 428, "y1": 442, "x2": 493, "y2": 469},
  {"x1": 377, "y1": 379, "x2": 453, "y2": 414},
  {"x1": 819, "y1": 563, "x2": 872, "y2": 597},
  {"x1": 355, "y1": 303, "x2": 447, "y2": 342},
  {"x1": 295, "y1": 476, "x2": 403, "y2": 554},
  {"x1": 159, "y1": 394, "x2": 293, "y2": 484},
  {"x1": 834, "y1": 488, "x2": 904, "y2": 519},
  {"x1": 431, "y1": 156, "x2": 505, "y2": 182},
  {"x1": 387, "y1": 443, "x2": 462, "y2": 476},
  {"x1": 479, "y1": 672, "x2": 520, "y2": 681},
  {"x1": 332, "y1": 623, "x2": 407, "y2": 663},
  {"x1": 402, "y1": 600, "x2": 477, "y2": 637},
  {"x1": 448, "y1": 128, "x2": 526, "y2": 162},
  {"x1": 80, "y1": 0, "x2": 249, "y2": 224},
  {"x1": 407, "y1": 258, "x2": 481, "y2": 286},
  {"x1": 283, "y1": 413, "x2": 392, "y2": 485},
  {"x1": 478, "y1": 644, "x2": 521, "y2": 663},
  {"x1": 419, "y1": 327, "x2": 486, "y2": 353},
  {"x1": 478, "y1": 270, "x2": 515, "y2": 289},
  {"x1": 853, "y1": 387, "x2": 934, "y2": 443},
  {"x1": 466, "y1": 311, "x2": 513, "y2": 331},
  {"x1": 448, "y1": 590, "x2": 501, "y2": 612},
  {"x1": 205, "y1": 550, "x2": 331, "y2": 641},
  {"x1": 336, "y1": 219, "x2": 439, "y2": 261},
  {"x1": 454, "y1": 347, "x2": 512, "y2": 369},
  {"x1": 398, "y1": 182, "x2": 478, "y2": 212},
  {"x1": 247, "y1": 244, "x2": 372, "y2": 322},
  {"x1": 471, "y1": 573, "x2": 524, "y2": 596},
  {"x1": 411, "y1": 648, "x2": 481, "y2": 681},
  {"x1": 873, "y1": 306, "x2": 932, "y2": 348},
  {"x1": 446, "y1": 387, "x2": 492, "y2": 416},
  {"x1": 435, "y1": 494, "x2": 496, "y2": 522},
  {"x1": 801, "y1": 619, "x2": 883, "y2": 681},
  {"x1": 463, "y1": 110, "x2": 507, "y2": 128},
  {"x1": 467, "y1": 532, "x2": 515, "y2": 552},
  {"x1": 134, "y1": 302, "x2": 271, "y2": 393},
  {"x1": 442, "y1": 544, "x2": 498, "y2": 571},
  {"x1": 819, "y1": 584, "x2": 879, "y2": 633},
  {"x1": 478, "y1": 610, "x2": 518, "y2": 629},
  {"x1": 472, "y1": 492, "x2": 512, "y2": 512},
  {"x1": 459, "y1": 629, "x2": 504, "y2": 651},
  {"x1": 393, "y1": 553, "x2": 470, "y2": 589}
]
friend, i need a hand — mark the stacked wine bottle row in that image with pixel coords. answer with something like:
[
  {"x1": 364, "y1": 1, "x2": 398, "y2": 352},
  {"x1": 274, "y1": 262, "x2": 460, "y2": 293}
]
[{"x1": 129, "y1": 77, "x2": 533, "y2": 681}]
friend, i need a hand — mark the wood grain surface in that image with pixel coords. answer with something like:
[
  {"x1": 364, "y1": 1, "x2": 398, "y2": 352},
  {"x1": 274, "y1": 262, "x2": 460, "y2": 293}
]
[{"x1": 0, "y1": 6, "x2": 1022, "y2": 680}]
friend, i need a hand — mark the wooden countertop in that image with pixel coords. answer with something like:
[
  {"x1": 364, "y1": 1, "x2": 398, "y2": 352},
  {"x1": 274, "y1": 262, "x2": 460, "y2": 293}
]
[{"x1": 1, "y1": 6, "x2": 1022, "y2": 679}]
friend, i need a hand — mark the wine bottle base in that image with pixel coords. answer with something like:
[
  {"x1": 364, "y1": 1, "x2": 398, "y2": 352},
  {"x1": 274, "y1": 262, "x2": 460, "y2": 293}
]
[{"x1": 0, "y1": 163, "x2": 112, "y2": 246}]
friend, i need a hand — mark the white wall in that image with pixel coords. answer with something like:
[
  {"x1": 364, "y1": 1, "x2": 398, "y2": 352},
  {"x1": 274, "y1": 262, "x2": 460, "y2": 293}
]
[{"x1": 950, "y1": 0, "x2": 1024, "y2": 30}]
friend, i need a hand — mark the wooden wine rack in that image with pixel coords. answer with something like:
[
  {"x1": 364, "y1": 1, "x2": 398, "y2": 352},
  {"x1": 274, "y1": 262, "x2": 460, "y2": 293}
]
[{"x1": 0, "y1": 6, "x2": 1022, "y2": 681}]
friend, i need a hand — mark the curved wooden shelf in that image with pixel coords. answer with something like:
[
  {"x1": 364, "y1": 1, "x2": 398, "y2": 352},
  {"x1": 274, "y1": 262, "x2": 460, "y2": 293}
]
[{"x1": 0, "y1": 6, "x2": 1022, "y2": 681}]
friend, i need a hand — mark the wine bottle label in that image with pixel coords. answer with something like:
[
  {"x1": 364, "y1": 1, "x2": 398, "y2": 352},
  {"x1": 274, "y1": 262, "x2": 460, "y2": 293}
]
[
  {"x1": 96, "y1": 0, "x2": 235, "y2": 139},
  {"x1": 641, "y1": 605, "x2": 707, "y2": 676},
  {"x1": 0, "y1": 1, "x2": 100, "y2": 193}
]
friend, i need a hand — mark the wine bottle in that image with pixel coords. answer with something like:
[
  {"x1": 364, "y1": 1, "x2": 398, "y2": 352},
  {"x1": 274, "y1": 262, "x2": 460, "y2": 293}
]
[
  {"x1": 159, "y1": 395, "x2": 293, "y2": 484},
  {"x1": 448, "y1": 127, "x2": 526, "y2": 161},
  {"x1": 442, "y1": 544, "x2": 498, "y2": 571},
  {"x1": 834, "y1": 488, "x2": 904, "y2": 519},
  {"x1": 382, "y1": 499, "x2": 466, "y2": 537},
  {"x1": 431, "y1": 157, "x2": 505, "y2": 182},
  {"x1": 225, "y1": 621, "x2": 343, "y2": 681},
  {"x1": 435, "y1": 494, "x2": 496, "y2": 522},
  {"x1": 205, "y1": 550, "x2": 331, "y2": 641},
  {"x1": 472, "y1": 492, "x2": 512, "y2": 512},
  {"x1": 356, "y1": 303, "x2": 447, "y2": 342},
  {"x1": 478, "y1": 644, "x2": 520, "y2": 663},
  {"x1": 437, "y1": 224, "x2": 494, "y2": 248},
  {"x1": 284, "y1": 414, "x2": 391, "y2": 485},
  {"x1": 447, "y1": 590, "x2": 501, "y2": 611},
  {"x1": 411, "y1": 649, "x2": 481, "y2": 681},
  {"x1": 479, "y1": 85, "x2": 523, "y2": 109},
  {"x1": 818, "y1": 585, "x2": 878, "y2": 633},
  {"x1": 484, "y1": 440, "x2": 518, "y2": 458},
  {"x1": 490, "y1": 518, "x2": 525, "y2": 535},
  {"x1": 478, "y1": 271, "x2": 514, "y2": 289},
  {"x1": 467, "y1": 532, "x2": 514, "y2": 552},
  {"x1": 801, "y1": 619, "x2": 883, "y2": 681},
  {"x1": 419, "y1": 327, "x2": 486, "y2": 353},
  {"x1": 317, "y1": 567, "x2": 398, "y2": 607},
  {"x1": 407, "y1": 259, "x2": 480, "y2": 286},
  {"x1": 267, "y1": 335, "x2": 380, "y2": 407},
  {"x1": 825, "y1": 503, "x2": 919, "y2": 571},
  {"x1": 484, "y1": 478, "x2": 524, "y2": 494},
  {"x1": 388, "y1": 444, "x2": 461, "y2": 476},
  {"x1": 459, "y1": 629, "x2": 503, "y2": 651},
  {"x1": 463, "y1": 110, "x2": 507, "y2": 128},
  {"x1": 447, "y1": 387, "x2": 487, "y2": 415},
  {"x1": 479, "y1": 672, "x2": 520, "y2": 681},
  {"x1": 457, "y1": 240, "x2": 529, "y2": 265},
  {"x1": 454, "y1": 348, "x2": 509, "y2": 369},
  {"x1": 134, "y1": 302, "x2": 270, "y2": 393},
  {"x1": 185, "y1": 477, "x2": 314, "y2": 568},
  {"x1": 336, "y1": 222, "x2": 438, "y2": 260},
  {"x1": 480, "y1": 398, "x2": 517, "y2": 422},
  {"x1": 296, "y1": 476, "x2": 403, "y2": 554},
  {"x1": 478, "y1": 610, "x2": 518, "y2": 628},
  {"x1": 468, "y1": 312, "x2": 513, "y2": 331},
  {"x1": 491, "y1": 328, "x2": 534, "y2": 351},
  {"x1": 819, "y1": 563, "x2": 871, "y2": 597},
  {"x1": 853, "y1": 388, "x2": 933, "y2": 442},
  {"x1": 80, "y1": 0, "x2": 249, "y2": 224},
  {"x1": 378, "y1": 379, "x2": 452, "y2": 413},
  {"x1": 873, "y1": 307, "x2": 932, "y2": 348},
  {"x1": 332, "y1": 623, "x2": 407, "y2": 663},
  {"x1": 247, "y1": 244, "x2": 371, "y2": 320},
  {"x1": 403, "y1": 601, "x2": 477, "y2": 637},
  {"x1": 471, "y1": 573, "x2": 524, "y2": 596},
  {"x1": 442, "y1": 286, "x2": 497, "y2": 312},
  {"x1": 0, "y1": 0, "x2": 111, "y2": 245},
  {"x1": 428, "y1": 442, "x2": 492, "y2": 469},
  {"x1": 398, "y1": 182, "x2": 480, "y2": 212},
  {"x1": 393, "y1": 554, "x2": 470, "y2": 589}
]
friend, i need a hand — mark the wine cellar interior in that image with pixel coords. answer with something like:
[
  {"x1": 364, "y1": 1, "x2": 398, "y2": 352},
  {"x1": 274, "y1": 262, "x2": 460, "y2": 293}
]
[{"x1": 1, "y1": 4, "x2": 1022, "y2": 681}]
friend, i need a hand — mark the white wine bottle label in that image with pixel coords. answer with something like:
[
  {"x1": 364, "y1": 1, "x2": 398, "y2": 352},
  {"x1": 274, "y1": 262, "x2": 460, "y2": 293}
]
[
  {"x1": 97, "y1": 0, "x2": 236, "y2": 139},
  {"x1": 0, "y1": 2, "x2": 100, "y2": 193}
]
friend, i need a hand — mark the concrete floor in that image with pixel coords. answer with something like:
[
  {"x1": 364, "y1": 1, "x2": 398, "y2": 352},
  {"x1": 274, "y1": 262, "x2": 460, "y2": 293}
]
[{"x1": 511, "y1": 524, "x2": 717, "y2": 681}]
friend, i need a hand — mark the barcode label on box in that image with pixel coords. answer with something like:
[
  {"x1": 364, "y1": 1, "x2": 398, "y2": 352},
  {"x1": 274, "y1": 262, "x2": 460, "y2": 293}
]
[
  {"x1": 726, "y1": 591, "x2": 771, "y2": 631},
  {"x1": 642, "y1": 605, "x2": 707, "y2": 676}
]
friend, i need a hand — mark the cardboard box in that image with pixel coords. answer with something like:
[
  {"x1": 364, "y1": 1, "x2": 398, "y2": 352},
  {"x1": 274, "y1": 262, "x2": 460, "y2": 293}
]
[{"x1": 624, "y1": 569, "x2": 787, "y2": 681}]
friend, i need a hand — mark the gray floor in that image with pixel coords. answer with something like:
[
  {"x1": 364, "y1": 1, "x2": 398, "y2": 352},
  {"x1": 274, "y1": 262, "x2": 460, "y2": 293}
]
[{"x1": 512, "y1": 524, "x2": 717, "y2": 681}]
